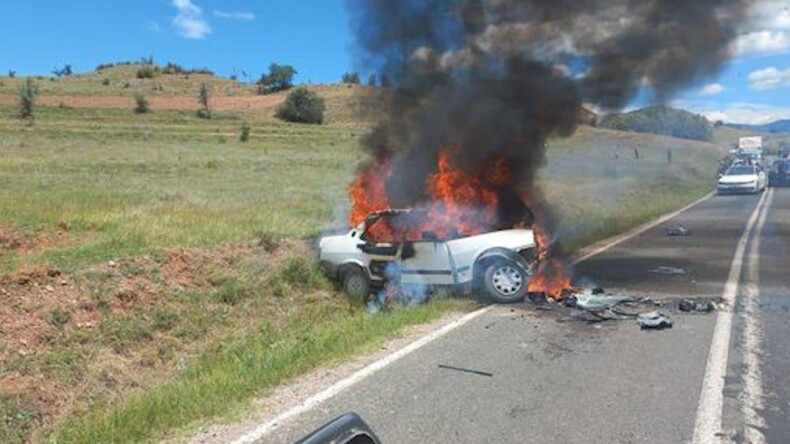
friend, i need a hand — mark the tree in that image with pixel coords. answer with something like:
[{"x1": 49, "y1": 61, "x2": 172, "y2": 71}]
[
  {"x1": 52, "y1": 64, "x2": 73, "y2": 77},
  {"x1": 276, "y1": 88, "x2": 325, "y2": 124},
  {"x1": 257, "y1": 63, "x2": 296, "y2": 94},
  {"x1": 134, "y1": 93, "x2": 150, "y2": 114},
  {"x1": 18, "y1": 78, "x2": 38, "y2": 120},
  {"x1": 367, "y1": 74, "x2": 377, "y2": 87},
  {"x1": 342, "y1": 72, "x2": 360, "y2": 84},
  {"x1": 196, "y1": 83, "x2": 211, "y2": 119}
]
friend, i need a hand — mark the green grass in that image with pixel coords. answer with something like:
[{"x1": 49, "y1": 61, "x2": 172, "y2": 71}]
[
  {"x1": 0, "y1": 98, "x2": 731, "y2": 444},
  {"x1": 48, "y1": 299, "x2": 468, "y2": 444}
]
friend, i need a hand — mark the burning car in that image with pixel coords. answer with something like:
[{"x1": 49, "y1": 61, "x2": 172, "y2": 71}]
[{"x1": 319, "y1": 209, "x2": 539, "y2": 303}]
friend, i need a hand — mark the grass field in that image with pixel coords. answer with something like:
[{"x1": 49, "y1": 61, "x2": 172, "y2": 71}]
[{"x1": 0, "y1": 70, "x2": 735, "y2": 443}]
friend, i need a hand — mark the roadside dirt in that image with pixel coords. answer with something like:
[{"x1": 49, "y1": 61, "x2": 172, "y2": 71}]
[{"x1": 0, "y1": 238, "x2": 309, "y2": 441}]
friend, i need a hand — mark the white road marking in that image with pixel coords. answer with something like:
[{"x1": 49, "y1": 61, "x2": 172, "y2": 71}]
[
  {"x1": 228, "y1": 306, "x2": 493, "y2": 444},
  {"x1": 741, "y1": 188, "x2": 773, "y2": 444},
  {"x1": 573, "y1": 192, "x2": 714, "y2": 264},
  {"x1": 692, "y1": 191, "x2": 771, "y2": 444}
]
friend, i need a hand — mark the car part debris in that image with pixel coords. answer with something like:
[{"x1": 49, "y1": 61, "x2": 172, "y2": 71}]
[
  {"x1": 649, "y1": 266, "x2": 689, "y2": 275},
  {"x1": 678, "y1": 299, "x2": 716, "y2": 313},
  {"x1": 576, "y1": 294, "x2": 633, "y2": 310},
  {"x1": 637, "y1": 311, "x2": 673, "y2": 330},
  {"x1": 666, "y1": 226, "x2": 690, "y2": 236},
  {"x1": 438, "y1": 364, "x2": 494, "y2": 378}
]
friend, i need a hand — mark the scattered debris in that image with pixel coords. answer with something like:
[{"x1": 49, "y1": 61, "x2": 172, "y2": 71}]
[
  {"x1": 576, "y1": 294, "x2": 633, "y2": 310},
  {"x1": 649, "y1": 266, "x2": 689, "y2": 275},
  {"x1": 438, "y1": 364, "x2": 494, "y2": 378},
  {"x1": 637, "y1": 311, "x2": 673, "y2": 330},
  {"x1": 678, "y1": 299, "x2": 717, "y2": 313},
  {"x1": 666, "y1": 226, "x2": 690, "y2": 236}
]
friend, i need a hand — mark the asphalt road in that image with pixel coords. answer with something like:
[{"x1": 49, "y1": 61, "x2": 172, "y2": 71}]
[{"x1": 256, "y1": 189, "x2": 788, "y2": 444}]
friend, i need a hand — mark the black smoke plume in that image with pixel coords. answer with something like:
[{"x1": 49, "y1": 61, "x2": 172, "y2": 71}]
[{"x1": 348, "y1": 0, "x2": 752, "y2": 222}]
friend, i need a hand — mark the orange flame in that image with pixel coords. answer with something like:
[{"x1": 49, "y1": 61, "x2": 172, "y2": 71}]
[{"x1": 348, "y1": 149, "x2": 573, "y2": 299}]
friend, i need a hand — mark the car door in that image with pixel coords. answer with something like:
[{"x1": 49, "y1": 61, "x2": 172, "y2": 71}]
[{"x1": 400, "y1": 241, "x2": 455, "y2": 286}]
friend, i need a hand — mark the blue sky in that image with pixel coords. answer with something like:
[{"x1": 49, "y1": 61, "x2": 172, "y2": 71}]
[
  {"x1": 0, "y1": 0, "x2": 354, "y2": 84},
  {"x1": 1, "y1": 1, "x2": 789, "y2": 124}
]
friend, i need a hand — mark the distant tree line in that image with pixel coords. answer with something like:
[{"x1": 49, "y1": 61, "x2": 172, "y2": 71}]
[{"x1": 599, "y1": 106, "x2": 713, "y2": 142}]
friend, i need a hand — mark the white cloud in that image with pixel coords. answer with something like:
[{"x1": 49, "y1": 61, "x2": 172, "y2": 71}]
[
  {"x1": 172, "y1": 0, "x2": 210, "y2": 40},
  {"x1": 701, "y1": 83, "x2": 725, "y2": 95},
  {"x1": 735, "y1": 30, "x2": 790, "y2": 56},
  {"x1": 748, "y1": 66, "x2": 790, "y2": 90},
  {"x1": 677, "y1": 100, "x2": 790, "y2": 125},
  {"x1": 213, "y1": 10, "x2": 255, "y2": 21},
  {"x1": 734, "y1": 1, "x2": 790, "y2": 56}
]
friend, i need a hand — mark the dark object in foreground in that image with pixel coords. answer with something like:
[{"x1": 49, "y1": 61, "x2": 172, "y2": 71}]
[
  {"x1": 666, "y1": 226, "x2": 690, "y2": 236},
  {"x1": 637, "y1": 311, "x2": 673, "y2": 330},
  {"x1": 438, "y1": 364, "x2": 494, "y2": 378},
  {"x1": 293, "y1": 412, "x2": 382, "y2": 444},
  {"x1": 679, "y1": 299, "x2": 716, "y2": 313}
]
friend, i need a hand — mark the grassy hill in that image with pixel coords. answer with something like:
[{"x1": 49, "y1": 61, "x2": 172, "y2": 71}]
[
  {"x1": 599, "y1": 106, "x2": 714, "y2": 141},
  {"x1": 0, "y1": 67, "x2": 736, "y2": 443},
  {"x1": 726, "y1": 119, "x2": 790, "y2": 134}
]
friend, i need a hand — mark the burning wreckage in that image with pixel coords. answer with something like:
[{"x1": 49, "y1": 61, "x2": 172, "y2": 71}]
[{"x1": 320, "y1": 0, "x2": 753, "y2": 306}]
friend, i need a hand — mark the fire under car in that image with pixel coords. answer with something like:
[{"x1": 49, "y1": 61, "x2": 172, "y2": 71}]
[{"x1": 318, "y1": 209, "x2": 539, "y2": 303}]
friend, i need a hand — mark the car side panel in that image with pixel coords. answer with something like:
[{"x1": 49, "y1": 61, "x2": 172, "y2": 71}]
[{"x1": 400, "y1": 242, "x2": 455, "y2": 286}]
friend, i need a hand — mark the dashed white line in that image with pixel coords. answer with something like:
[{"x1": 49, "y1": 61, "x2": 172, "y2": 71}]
[{"x1": 692, "y1": 191, "x2": 771, "y2": 444}]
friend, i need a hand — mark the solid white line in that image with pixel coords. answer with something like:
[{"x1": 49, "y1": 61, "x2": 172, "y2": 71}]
[
  {"x1": 573, "y1": 192, "x2": 714, "y2": 264},
  {"x1": 741, "y1": 188, "x2": 773, "y2": 444},
  {"x1": 229, "y1": 306, "x2": 493, "y2": 444},
  {"x1": 692, "y1": 191, "x2": 770, "y2": 444}
]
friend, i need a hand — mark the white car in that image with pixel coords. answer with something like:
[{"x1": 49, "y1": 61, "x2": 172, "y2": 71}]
[
  {"x1": 319, "y1": 210, "x2": 538, "y2": 303},
  {"x1": 717, "y1": 165, "x2": 766, "y2": 195}
]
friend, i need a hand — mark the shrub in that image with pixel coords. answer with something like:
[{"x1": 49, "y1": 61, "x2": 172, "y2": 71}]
[
  {"x1": 17, "y1": 78, "x2": 38, "y2": 120},
  {"x1": 52, "y1": 64, "x2": 72, "y2": 77},
  {"x1": 136, "y1": 65, "x2": 159, "y2": 79},
  {"x1": 8, "y1": 70, "x2": 16, "y2": 78},
  {"x1": 134, "y1": 93, "x2": 150, "y2": 114},
  {"x1": 49, "y1": 307, "x2": 71, "y2": 329},
  {"x1": 276, "y1": 88, "x2": 325, "y2": 124},
  {"x1": 239, "y1": 122, "x2": 251, "y2": 142},
  {"x1": 367, "y1": 74, "x2": 377, "y2": 87},
  {"x1": 599, "y1": 106, "x2": 713, "y2": 141},
  {"x1": 101, "y1": 78, "x2": 111, "y2": 86},
  {"x1": 257, "y1": 63, "x2": 296, "y2": 94},
  {"x1": 342, "y1": 72, "x2": 360, "y2": 84},
  {"x1": 196, "y1": 83, "x2": 211, "y2": 119}
]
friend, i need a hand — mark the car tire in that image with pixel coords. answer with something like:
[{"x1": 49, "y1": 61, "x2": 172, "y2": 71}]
[
  {"x1": 482, "y1": 260, "x2": 529, "y2": 304},
  {"x1": 342, "y1": 266, "x2": 371, "y2": 301}
]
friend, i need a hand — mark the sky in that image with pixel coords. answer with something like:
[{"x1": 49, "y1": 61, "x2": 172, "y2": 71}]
[{"x1": 0, "y1": 0, "x2": 789, "y2": 124}]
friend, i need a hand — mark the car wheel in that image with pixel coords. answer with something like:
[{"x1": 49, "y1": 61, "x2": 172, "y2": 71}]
[
  {"x1": 483, "y1": 261, "x2": 529, "y2": 304},
  {"x1": 342, "y1": 266, "x2": 371, "y2": 301}
]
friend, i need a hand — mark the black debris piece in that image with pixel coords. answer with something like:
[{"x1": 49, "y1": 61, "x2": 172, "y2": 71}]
[
  {"x1": 438, "y1": 364, "x2": 494, "y2": 378},
  {"x1": 666, "y1": 226, "x2": 691, "y2": 236},
  {"x1": 678, "y1": 299, "x2": 717, "y2": 313}
]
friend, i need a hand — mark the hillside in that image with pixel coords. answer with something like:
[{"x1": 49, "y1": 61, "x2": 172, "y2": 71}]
[
  {"x1": 0, "y1": 65, "x2": 377, "y2": 126},
  {"x1": 725, "y1": 119, "x2": 790, "y2": 134},
  {"x1": 599, "y1": 106, "x2": 713, "y2": 141}
]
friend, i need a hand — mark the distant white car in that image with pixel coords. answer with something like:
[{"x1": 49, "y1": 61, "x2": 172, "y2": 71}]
[
  {"x1": 717, "y1": 165, "x2": 766, "y2": 194},
  {"x1": 319, "y1": 210, "x2": 538, "y2": 303}
]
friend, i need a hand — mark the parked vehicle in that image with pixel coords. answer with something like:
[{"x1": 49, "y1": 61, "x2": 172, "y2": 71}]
[
  {"x1": 717, "y1": 165, "x2": 766, "y2": 194},
  {"x1": 319, "y1": 209, "x2": 539, "y2": 303},
  {"x1": 769, "y1": 159, "x2": 790, "y2": 187}
]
